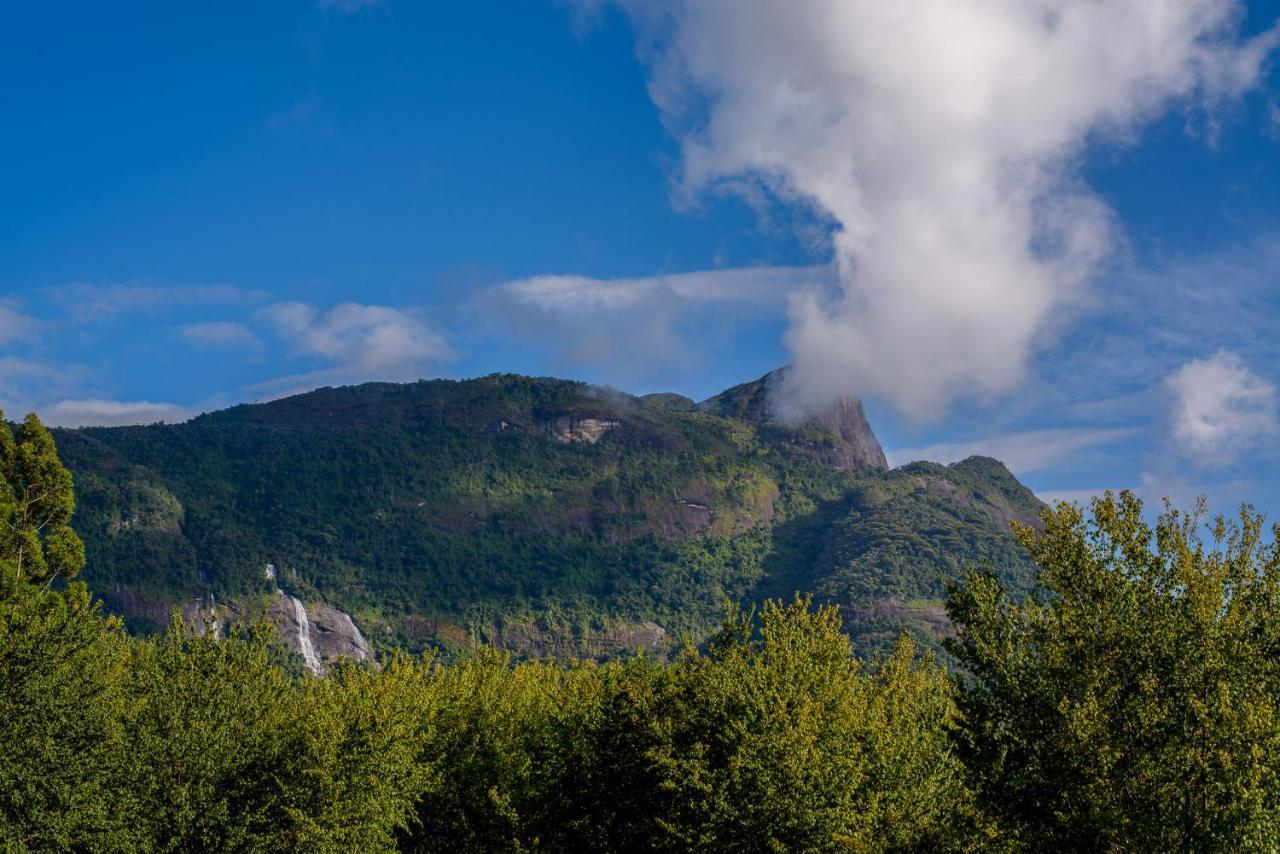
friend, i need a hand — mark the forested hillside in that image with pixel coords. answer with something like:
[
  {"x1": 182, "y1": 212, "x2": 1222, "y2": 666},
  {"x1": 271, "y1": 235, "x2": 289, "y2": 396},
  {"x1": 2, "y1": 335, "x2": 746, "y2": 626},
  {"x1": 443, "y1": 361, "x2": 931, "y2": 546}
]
[
  {"x1": 51, "y1": 371, "x2": 1043, "y2": 658},
  {"x1": 7, "y1": 416, "x2": 1280, "y2": 849}
]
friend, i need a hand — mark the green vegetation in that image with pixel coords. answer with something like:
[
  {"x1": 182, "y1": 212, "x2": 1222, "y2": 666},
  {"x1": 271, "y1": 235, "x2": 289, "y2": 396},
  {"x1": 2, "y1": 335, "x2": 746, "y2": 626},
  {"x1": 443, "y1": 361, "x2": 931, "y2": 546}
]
[
  {"x1": 51, "y1": 374, "x2": 1042, "y2": 655},
  {"x1": 949, "y1": 492, "x2": 1280, "y2": 849},
  {"x1": 1, "y1": 411, "x2": 86, "y2": 589},
  {"x1": 8, "y1": 418, "x2": 1280, "y2": 849}
]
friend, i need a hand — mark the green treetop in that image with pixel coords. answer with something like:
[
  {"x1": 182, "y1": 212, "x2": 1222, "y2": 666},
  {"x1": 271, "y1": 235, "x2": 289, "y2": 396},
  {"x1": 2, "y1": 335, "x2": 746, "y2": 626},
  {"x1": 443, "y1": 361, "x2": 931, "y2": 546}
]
[
  {"x1": 0, "y1": 412, "x2": 86, "y2": 591},
  {"x1": 948, "y1": 490, "x2": 1280, "y2": 850}
]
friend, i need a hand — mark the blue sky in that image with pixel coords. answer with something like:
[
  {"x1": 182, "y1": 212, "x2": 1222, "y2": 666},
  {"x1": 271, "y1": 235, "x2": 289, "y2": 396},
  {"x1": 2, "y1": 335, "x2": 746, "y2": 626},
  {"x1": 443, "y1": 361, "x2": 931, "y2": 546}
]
[{"x1": 2, "y1": 0, "x2": 1280, "y2": 516}]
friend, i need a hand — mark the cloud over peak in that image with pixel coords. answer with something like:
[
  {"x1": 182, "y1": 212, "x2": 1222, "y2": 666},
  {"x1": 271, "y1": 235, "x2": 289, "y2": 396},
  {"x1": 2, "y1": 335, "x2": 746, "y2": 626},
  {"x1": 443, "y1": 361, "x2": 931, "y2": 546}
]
[
  {"x1": 601, "y1": 0, "x2": 1278, "y2": 418},
  {"x1": 484, "y1": 265, "x2": 825, "y2": 383},
  {"x1": 256, "y1": 301, "x2": 453, "y2": 391}
]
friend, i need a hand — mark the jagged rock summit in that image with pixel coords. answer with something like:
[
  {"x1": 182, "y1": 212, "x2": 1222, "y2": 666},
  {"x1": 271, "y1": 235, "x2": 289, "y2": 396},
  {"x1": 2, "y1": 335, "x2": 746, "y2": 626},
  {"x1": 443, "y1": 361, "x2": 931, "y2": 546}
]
[{"x1": 696, "y1": 367, "x2": 888, "y2": 472}]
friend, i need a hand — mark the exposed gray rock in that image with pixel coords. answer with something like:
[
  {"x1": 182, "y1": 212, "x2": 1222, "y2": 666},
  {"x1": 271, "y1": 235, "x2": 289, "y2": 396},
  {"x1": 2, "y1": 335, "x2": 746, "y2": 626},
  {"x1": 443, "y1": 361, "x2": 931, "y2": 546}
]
[
  {"x1": 165, "y1": 589, "x2": 373, "y2": 676},
  {"x1": 265, "y1": 591, "x2": 372, "y2": 675},
  {"x1": 306, "y1": 602, "x2": 374, "y2": 666},
  {"x1": 696, "y1": 367, "x2": 888, "y2": 471},
  {"x1": 808, "y1": 397, "x2": 889, "y2": 471},
  {"x1": 546, "y1": 415, "x2": 620, "y2": 444}
]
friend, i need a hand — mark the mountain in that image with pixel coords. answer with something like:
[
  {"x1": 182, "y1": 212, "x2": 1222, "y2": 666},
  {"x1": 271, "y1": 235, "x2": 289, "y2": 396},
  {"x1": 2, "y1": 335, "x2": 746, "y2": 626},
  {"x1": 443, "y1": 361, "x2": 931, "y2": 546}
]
[
  {"x1": 696, "y1": 366, "x2": 889, "y2": 471},
  {"x1": 51, "y1": 370, "x2": 1043, "y2": 663}
]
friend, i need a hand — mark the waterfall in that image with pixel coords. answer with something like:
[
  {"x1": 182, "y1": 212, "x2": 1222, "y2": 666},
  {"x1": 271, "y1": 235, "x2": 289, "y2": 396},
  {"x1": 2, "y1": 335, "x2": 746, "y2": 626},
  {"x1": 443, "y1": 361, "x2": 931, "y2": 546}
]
[{"x1": 286, "y1": 593, "x2": 323, "y2": 676}]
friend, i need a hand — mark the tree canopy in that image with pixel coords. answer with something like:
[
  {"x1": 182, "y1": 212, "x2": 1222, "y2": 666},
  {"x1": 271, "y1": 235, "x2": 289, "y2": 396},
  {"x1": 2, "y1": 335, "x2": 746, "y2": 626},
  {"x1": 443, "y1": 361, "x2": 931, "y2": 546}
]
[
  {"x1": 0, "y1": 412, "x2": 85, "y2": 591},
  {"x1": 8, "y1": 424, "x2": 1280, "y2": 850},
  {"x1": 948, "y1": 491, "x2": 1280, "y2": 849}
]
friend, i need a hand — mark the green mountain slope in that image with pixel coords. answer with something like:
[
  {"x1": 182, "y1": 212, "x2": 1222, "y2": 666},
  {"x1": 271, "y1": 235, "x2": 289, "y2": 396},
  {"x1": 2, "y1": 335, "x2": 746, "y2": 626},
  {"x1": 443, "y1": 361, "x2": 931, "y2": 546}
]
[{"x1": 51, "y1": 372, "x2": 1043, "y2": 657}]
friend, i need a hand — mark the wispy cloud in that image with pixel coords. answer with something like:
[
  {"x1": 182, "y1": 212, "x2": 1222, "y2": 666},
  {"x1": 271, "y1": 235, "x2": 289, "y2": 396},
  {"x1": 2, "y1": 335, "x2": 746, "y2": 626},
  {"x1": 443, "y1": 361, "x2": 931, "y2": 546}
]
[
  {"x1": 47, "y1": 281, "x2": 267, "y2": 323},
  {"x1": 0, "y1": 305, "x2": 38, "y2": 345},
  {"x1": 1039, "y1": 236, "x2": 1280, "y2": 406},
  {"x1": 181, "y1": 321, "x2": 263, "y2": 351},
  {"x1": 1035, "y1": 487, "x2": 1121, "y2": 507},
  {"x1": 38, "y1": 399, "x2": 196, "y2": 428},
  {"x1": 498, "y1": 265, "x2": 827, "y2": 311},
  {"x1": 888, "y1": 427, "x2": 1139, "y2": 477},
  {"x1": 267, "y1": 93, "x2": 320, "y2": 133},
  {"x1": 483, "y1": 265, "x2": 827, "y2": 383},
  {"x1": 316, "y1": 0, "x2": 385, "y2": 12},
  {"x1": 254, "y1": 301, "x2": 452, "y2": 393},
  {"x1": 0, "y1": 357, "x2": 89, "y2": 418}
]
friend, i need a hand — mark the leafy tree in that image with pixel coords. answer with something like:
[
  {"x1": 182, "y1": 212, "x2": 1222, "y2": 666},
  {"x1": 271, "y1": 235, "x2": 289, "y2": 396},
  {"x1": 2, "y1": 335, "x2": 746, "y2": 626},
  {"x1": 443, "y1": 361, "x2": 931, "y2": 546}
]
[
  {"x1": 401, "y1": 649, "x2": 599, "y2": 850},
  {"x1": 0, "y1": 412, "x2": 86, "y2": 591},
  {"x1": 0, "y1": 583, "x2": 135, "y2": 849},
  {"x1": 572, "y1": 599, "x2": 981, "y2": 851},
  {"x1": 286, "y1": 656, "x2": 438, "y2": 850},
  {"x1": 948, "y1": 491, "x2": 1280, "y2": 850},
  {"x1": 0, "y1": 413, "x2": 133, "y2": 849},
  {"x1": 123, "y1": 619, "x2": 305, "y2": 850}
]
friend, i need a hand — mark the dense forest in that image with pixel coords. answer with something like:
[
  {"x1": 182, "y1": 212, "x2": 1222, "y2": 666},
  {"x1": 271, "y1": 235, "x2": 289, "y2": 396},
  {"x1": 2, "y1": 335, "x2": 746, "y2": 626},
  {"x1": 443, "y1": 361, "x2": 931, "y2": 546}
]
[
  {"x1": 7, "y1": 411, "x2": 1280, "y2": 850},
  {"x1": 50, "y1": 372, "x2": 1043, "y2": 659}
]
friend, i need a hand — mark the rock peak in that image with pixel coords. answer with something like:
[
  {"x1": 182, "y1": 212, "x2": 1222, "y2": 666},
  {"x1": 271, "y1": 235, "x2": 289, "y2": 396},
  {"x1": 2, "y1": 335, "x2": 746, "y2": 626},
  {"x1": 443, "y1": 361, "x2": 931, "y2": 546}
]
[{"x1": 696, "y1": 368, "x2": 887, "y2": 471}]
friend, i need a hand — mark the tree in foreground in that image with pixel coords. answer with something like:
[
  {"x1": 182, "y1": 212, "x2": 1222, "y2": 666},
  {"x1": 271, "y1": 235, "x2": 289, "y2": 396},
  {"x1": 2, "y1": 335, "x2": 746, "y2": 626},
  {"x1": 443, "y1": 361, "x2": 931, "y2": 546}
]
[
  {"x1": 575, "y1": 599, "x2": 984, "y2": 851},
  {"x1": 0, "y1": 413, "x2": 133, "y2": 848},
  {"x1": 948, "y1": 491, "x2": 1280, "y2": 850},
  {"x1": 0, "y1": 412, "x2": 86, "y2": 592}
]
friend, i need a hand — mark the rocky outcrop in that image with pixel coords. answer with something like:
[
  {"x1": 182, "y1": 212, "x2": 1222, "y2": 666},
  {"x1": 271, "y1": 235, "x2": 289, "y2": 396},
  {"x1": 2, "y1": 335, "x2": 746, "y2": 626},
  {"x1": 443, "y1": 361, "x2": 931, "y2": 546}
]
[
  {"x1": 546, "y1": 415, "x2": 620, "y2": 444},
  {"x1": 808, "y1": 397, "x2": 889, "y2": 471},
  {"x1": 307, "y1": 603, "x2": 375, "y2": 666},
  {"x1": 845, "y1": 597, "x2": 951, "y2": 635},
  {"x1": 169, "y1": 589, "x2": 373, "y2": 676},
  {"x1": 269, "y1": 593, "x2": 324, "y2": 675},
  {"x1": 696, "y1": 367, "x2": 888, "y2": 471},
  {"x1": 265, "y1": 591, "x2": 372, "y2": 675}
]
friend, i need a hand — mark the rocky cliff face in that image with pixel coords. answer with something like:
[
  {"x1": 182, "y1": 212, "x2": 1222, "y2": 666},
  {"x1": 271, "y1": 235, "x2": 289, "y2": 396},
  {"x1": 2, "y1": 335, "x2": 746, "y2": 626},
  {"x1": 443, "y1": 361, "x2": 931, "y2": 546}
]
[
  {"x1": 180, "y1": 590, "x2": 373, "y2": 676},
  {"x1": 808, "y1": 397, "x2": 889, "y2": 471},
  {"x1": 696, "y1": 367, "x2": 888, "y2": 471},
  {"x1": 545, "y1": 415, "x2": 620, "y2": 444}
]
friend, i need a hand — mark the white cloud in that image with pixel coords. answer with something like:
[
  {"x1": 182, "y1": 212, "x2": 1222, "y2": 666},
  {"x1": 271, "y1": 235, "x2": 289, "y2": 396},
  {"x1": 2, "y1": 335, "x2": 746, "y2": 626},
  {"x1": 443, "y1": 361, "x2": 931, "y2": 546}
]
[
  {"x1": 888, "y1": 426, "x2": 1138, "y2": 476},
  {"x1": 317, "y1": 0, "x2": 385, "y2": 12},
  {"x1": 599, "y1": 0, "x2": 1279, "y2": 418},
  {"x1": 256, "y1": 301, "x2": 452, "y2": 391},
  {"x1": 48, "y1": 281, "x2": 266, "y2": 323},
  {"x1": 181, "y1": 321, "x2": 263, "y2": 351},
  {"x1": 0, "y1": 358, "x2": 90, "y2": 418},
  {"x1": 500, "y1": 265, "x2": 827, "y2": 311},
  {"x1": 38, "y1": 399, "x2": 196, "y2": 428},
  {"x1": 1035, "y1": 488, "x2": 1121, "y2": 507},
  {"x1": 0, "y1": 357, "x2": 58, "y2": 383},
  {"x1": 1166, "y1": 350, "x2": 1279, "y2": 465},
  {"x1": 1268, "y1": 98, "x2": 1280, "y2": 140},
  {"x1": 0, "y1": 305, "x2": 38, "y2": 345},
  {"x1": 267, "y1": 93, "x2": 320, "y2": 133},
  {"x1": 484, "y1": 265, "x2": 826, "y2": 383}
]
